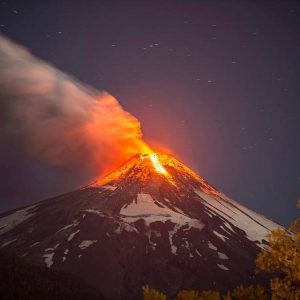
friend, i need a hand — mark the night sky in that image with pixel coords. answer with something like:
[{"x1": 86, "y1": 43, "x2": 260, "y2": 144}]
[{"x1": 0, "y1": 1, "x2": 299, "y2": 226}]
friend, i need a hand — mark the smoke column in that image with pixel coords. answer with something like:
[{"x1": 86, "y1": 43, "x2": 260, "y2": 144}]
[{"x1": 0, "y1": 35, "x2": 151, "y2": 177}]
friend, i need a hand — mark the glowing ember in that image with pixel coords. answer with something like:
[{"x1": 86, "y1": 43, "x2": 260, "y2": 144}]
[{"x1": 148, "y1": 153, "x2": 167, "y2": 174}]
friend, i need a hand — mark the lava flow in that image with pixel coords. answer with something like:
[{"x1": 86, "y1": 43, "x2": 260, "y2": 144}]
[{"x1": 141, "y1": 153, "x2": 168, "y2": 174}]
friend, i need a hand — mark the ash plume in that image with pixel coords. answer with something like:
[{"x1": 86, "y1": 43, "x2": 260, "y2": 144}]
[{"x1": 0, "y1": 35, "x2": 150, "y2": 176}]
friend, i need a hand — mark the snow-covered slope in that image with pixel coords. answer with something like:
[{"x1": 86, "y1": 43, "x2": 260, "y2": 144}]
[
  {"x1": 0, "y1": 153, "x2": 281, "y2": 299},
  {"x1": 194, "y1": 190, "x2": 279, "y2": 246}
]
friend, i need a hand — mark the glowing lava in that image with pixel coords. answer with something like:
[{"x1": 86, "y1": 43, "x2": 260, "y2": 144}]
[
  {"x1": 148, "y1": 153, "x2": 167, "y2": 174},
  {"x1": 139, "y1": 152, "x2": 175, "y2": 185},
  {"x1": 97, "y1": 152, "x2": 178, "y2": 186}
]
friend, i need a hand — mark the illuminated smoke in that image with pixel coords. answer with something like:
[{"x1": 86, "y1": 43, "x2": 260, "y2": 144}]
[{"x1": 0, "y1": 34, "x2": 151, "y2": 175}]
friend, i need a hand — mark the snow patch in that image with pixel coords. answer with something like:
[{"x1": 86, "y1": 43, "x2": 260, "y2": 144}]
[
  {"x1": 195, "y1": 189, "x2": 281, "y2": 247},
  {"x1": 114, "y1": 222, "x2": 138, "y2": 234},
  {"x1": 168, "y1": 224, "x2": 180, "y2": 255},
  {"x1": 84, "y1": 209, "x2": 106, "y2": 217},
  {"x1": 30, "y1": 242, "x2": 40, "y2": 248},
  {"x1": 78, "y1": 240, "x2": 97, "y2": 250},
  {"x1": 84, "y1": 208, "x2": 137, "y2": 235},
  {"x1": 43, "y1": 253, "x2": 54, "y2": 268},
  {"x1": 217, "y1": 264, "x2": 229, "y2": 271},
  {"x1": 152, "y1": 231, "x2": 162, "y2": 238},
  {"x1": 223, "y1": 222, "x2": 234, "y2": 232},
  {"x1": 120, "y1": 193, "x2": 204, "y2": 230},
  {"x1": 208, "y1": 241, "x2": 218, "y2": 251},
  {"x1": 206, "y1": 211, "x2": 214, "y2": 218},
  {"x1": 1, "y1": 239, "x2": 17, "y2": 248},
  {"x1": 213, "y1": 230, "x2": 228, "y2": 242},
  {"x1": 62, "y1": 249, "x2": 69, "y2": 262},
  {"x1": 218, "y1": 252, "x2": 228, "y2": 260},
  {"x1": 119, "y1": 193, "x2": 204, "y2": 255},
  {"x1": 0, "y1": 204, "x2": 38, "y2": 235},
  {"x1": 45, "y1": 244, "x2": 60, "y2": 252},
  {"x1": 101, "y1": 185, "x2": 117, "y2": 191},
  {"x1": 68, "y1": 230, "x2": 80, "y2": 241},
  {"x1": 57, "y1": 220, "x2": 79, "y2": 233}
]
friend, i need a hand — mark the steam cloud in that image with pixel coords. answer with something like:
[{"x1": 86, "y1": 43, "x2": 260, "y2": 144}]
[{"x1": 0, "y1": 35, "x2": 151, "y2": 176}]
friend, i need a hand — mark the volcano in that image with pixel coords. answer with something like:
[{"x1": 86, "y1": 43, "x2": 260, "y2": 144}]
[{"x1": 0, "y1": 153, "x2": 281, "y2": 299}]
